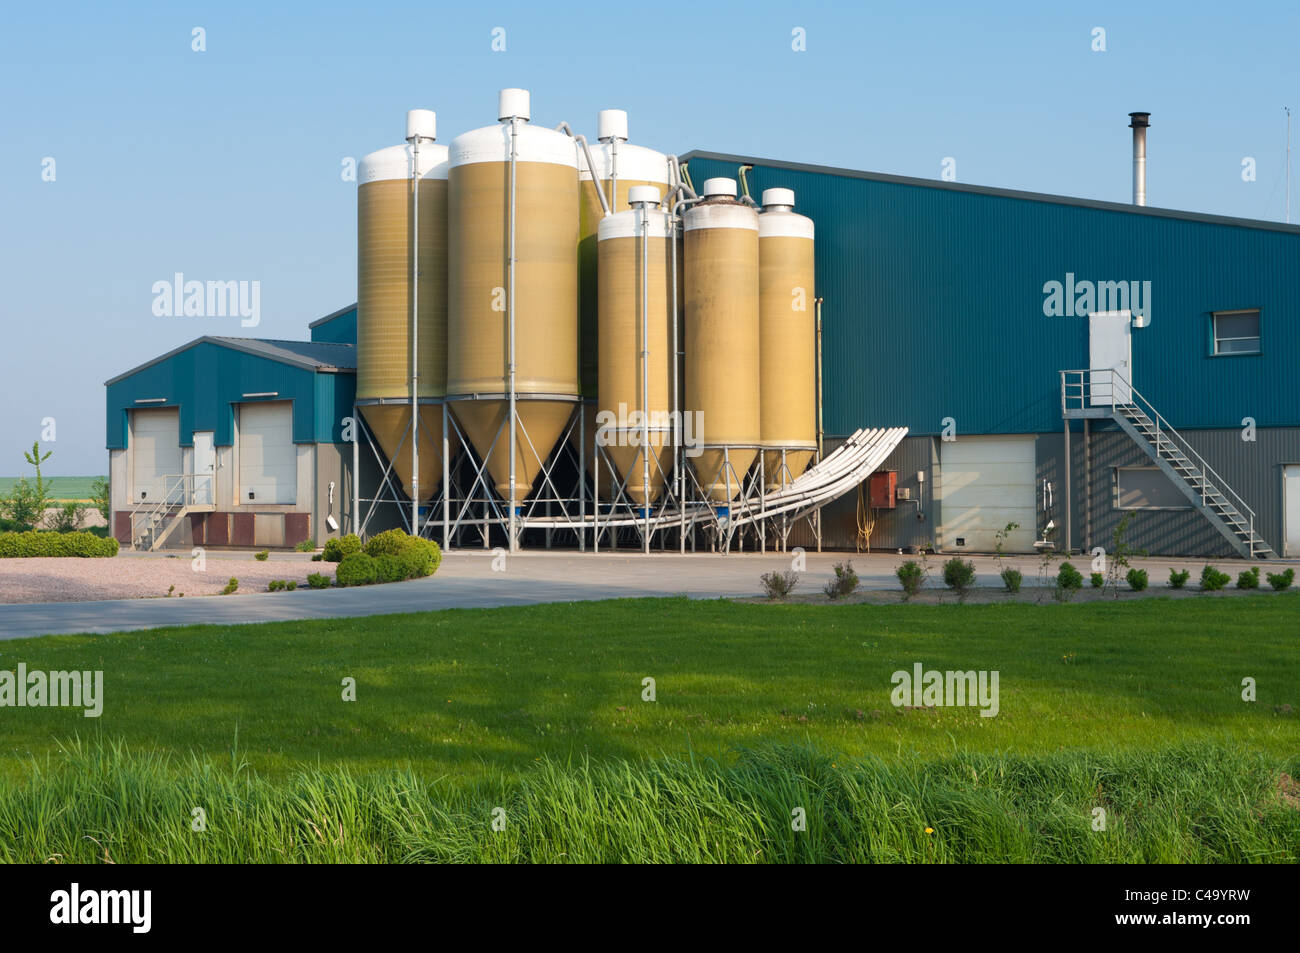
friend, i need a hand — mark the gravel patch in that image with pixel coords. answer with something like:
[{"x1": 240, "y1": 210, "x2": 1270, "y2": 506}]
[{"x1": 0, "y1": 551, "x2": 327, "y2": 604}]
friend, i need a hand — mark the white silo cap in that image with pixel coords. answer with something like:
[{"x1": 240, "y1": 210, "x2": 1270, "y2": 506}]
[
  {"x1": 406, "y1": 109, "x2": 437, "y2": 142},
  {"x1": 627, "y1": 185, "x2": 661, "y2": 206},
  {"x1": 761, "y1": 188, "x2": 795, "y2": 208},
  {"x1": 598, "y1": 109, "x2": 629, "y2": 142},
  {"x1": 702, "y1": 177, "x2": 738, "y2": 198},
  {"x1": 498, "y1": 88, "x2": 531, "y2": 122}
]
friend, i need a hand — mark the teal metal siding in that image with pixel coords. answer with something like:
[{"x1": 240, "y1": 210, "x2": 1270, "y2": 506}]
[
  {"x1": 106, "y1": 342, "x2": 348, "y2": 449},
  {"x1": 310, "y1": 306, "x2": 357, "y2": 345},
  {"x1": 314, "y1": 368, "x2": 356, "y2": 444},
  {"x1": 683, "y1": 154, "x2": 1300, "y2": 438}
]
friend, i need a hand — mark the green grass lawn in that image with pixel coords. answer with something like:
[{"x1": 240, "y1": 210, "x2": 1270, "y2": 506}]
[
  {"x1": 0, "y1": 475, "x2": 105, "y2": 501},
  {"x1": 1, "y1": 596, "x2": 1296, "y2": 783}
]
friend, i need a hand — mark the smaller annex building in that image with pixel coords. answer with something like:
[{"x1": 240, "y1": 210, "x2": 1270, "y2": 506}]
[{"x1": 104, "y1": 307, "x2": 358, "y2": 550}]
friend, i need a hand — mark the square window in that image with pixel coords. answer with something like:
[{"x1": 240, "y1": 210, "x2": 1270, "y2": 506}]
[{"x1": 1212, "y1": 309, "x2": 1260, "y2": 355}]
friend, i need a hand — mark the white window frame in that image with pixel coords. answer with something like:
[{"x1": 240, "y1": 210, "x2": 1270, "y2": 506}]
[{"x1": 1211, "y1": 309, "x2": 1261, "y2": 356}]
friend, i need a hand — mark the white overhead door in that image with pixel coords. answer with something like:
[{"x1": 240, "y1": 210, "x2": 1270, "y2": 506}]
[
  {"x1": 1285, "y1": 466, "x2": 1300, "y2": 558},
  {"x1": 238, "y1": 401, "x2": 296, "y2": 504},
  {"x1": 131, "y1": 408, "x2": 181, "y2": 503},
  {"x1": 939, "y1": 435, "x2": 1037, "y2": 552}
]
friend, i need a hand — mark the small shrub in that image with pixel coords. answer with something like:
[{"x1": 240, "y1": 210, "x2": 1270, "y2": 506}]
[
  {"x1": 1200, "y1": 565, "x2": 1231, "y2": 591},
  {"x1": 896, "y1": 560, "x2": 924, "y2": 598},
  {"x1": 306, "y1": 572, "x2": 331, "y2": 590},
  {"x1": 373, "y1": 554, "x2": 409, "y2": 584},
  {"x1": 823, "y1": 561, "x2": 859, "y2": 600},
  {"x1": 1000, "y1": 568, "x2": 1022, "y2": 593},
  {"x1": 1168, "y1": 569, "x2": 1190, "y2": 589},
  {"x1": 221, "y1": 577, "x2": 238, "y2": 595},
  {"x1": 267, "y1": 579, "x2": 286, "y2": 592},
  {"x1": 1055, "y1": 562, "x2": 1084, "y2": 601},
  {"x1": 311, "y1": 553, "x2": 324, "y2": 562},
  {"x1": 1236, "y1": 566, "x2": 1260, "y2": 590},
  {"x1": 0, "y1": 531, "x2": 118, "y2": 558},
  {"x1": 166, "y1": 584, "x2": 175, "y2": 597},
  {"x1": 286, "y1": 580, "x2": 297, "y2": 591},
  {"x1": 45, "y1": 501, "x2": 87, "y2": 533},
  {"x1": 363, "y1": 529, "x2": 411, "y2": 558},
  {"x1": 1126, "y1": 568, "x2": 1149, "y2": 591},
  {"x1": 323, "y1": 534, "x2": 362, "y2": 563},
  {"x1": 254, "y1": 550, "x2": 269, "y2": 562},
  {"x1": 1090, "y1": 572, "x2": 1104, "y2": 589},
  {"x1": 760, "y1": 570, "x2": 800, "y2": 600},
  {"x1": 294, "y1": 539, "x2": 315, "y2": 553},
  {"x1": 942, "y1": 557, "x2": 976, "y2": 594},
  {"x1": 90, "y1": 477, "x2": 111, "y2": 524},
  {"x1": 336, "y1": 552, "x2": 378, "y2": 587},
  {"x1": 1266, "y1": 568, "x2": 1295, "y2": 592}
]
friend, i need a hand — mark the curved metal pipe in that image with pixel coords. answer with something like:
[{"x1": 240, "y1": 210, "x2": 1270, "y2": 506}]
[{"x1": 555, "y1": 121, "x2": 612, "y2": 217}]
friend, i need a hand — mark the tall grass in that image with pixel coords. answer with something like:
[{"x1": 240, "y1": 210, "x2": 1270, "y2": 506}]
[{"x1": 0, "y1": 740, "x2": 1295, "y2": 863}]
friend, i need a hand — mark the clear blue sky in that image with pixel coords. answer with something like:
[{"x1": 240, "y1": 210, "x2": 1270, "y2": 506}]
[{"x1": 3, "y1": 1, "x2": 1297, "y2": 474}]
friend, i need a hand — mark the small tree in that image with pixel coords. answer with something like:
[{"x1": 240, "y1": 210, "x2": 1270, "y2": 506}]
[
  {"x1": 0, "y1": 442, "x2": 53, "y2": 530},
  {"x1": 91, "y1": 477, "x2": 111, "y2": 524},
  {"x1": 1104, "y1": 512, "x2": 1145, "y2": 598}
]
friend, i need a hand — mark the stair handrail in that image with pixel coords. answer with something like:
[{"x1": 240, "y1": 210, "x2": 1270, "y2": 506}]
[
  {"x1": 130, "y1": 473, "x2": 195, "y2": 546},
  {"x1": 1060, "y1": 368, "x2": 1256, "y2": 535}
]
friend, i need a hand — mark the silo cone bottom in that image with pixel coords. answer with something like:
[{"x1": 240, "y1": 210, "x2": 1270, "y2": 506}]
[
  {"x1": 762, "y1": 448, "x2": 814, "y2": 490},
  {"x1": 692, "y1": 447, "x2": 757, "y2": 503},
  {"x1": 359, "y1": 404, "x2": 458, "y2": 502},
  {"x1": 452, "y1": 400, "x2": 577, "y2": 501},
  {"x1": 608, "y1": 440, "x2": 668, "y2": 505}
]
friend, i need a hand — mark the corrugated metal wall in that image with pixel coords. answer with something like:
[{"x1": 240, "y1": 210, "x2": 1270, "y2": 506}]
[{"x1": 683, "y1": 153, "x2": 1300, "y2": 438}]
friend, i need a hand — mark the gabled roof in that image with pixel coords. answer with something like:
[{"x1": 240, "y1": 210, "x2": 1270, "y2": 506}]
[
  {"x1": 309, "y1": 303, "x2": 357, "y2": 328},
  {"x1": 105, "y1": 336, "x2": 355, "y2": 386},
  {"x1": 681, "y1": 150, "x2": 1300, "y2": 235}
]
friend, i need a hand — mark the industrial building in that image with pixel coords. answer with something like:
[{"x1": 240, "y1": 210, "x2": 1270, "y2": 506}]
[{"x1": 106, "y1": 94, "x2": 1300, "y2": 558}]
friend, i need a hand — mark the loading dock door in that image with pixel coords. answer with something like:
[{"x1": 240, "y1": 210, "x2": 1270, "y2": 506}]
[
  {"x1": 238, "y1": 401, "x2": 296, "y2": 504},
  {"x1": 193, "y1": 431, "x2": 215, "y2": 505},
  {"x1": 1286, "y1": 466, "x2": 1300, "y2": 557},
  {"x1": 939, "y1": 436, "x2": 1037, "y2": 552},
  {"x1": 1089, "y1": 312, "x2": 1132, "y2": 405},
  {"x1": 131, "y1": 408, "x2": 181, "y2": 502}
]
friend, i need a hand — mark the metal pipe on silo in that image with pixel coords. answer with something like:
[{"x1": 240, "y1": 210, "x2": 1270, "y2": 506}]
[
  {"x1": 1129, "y1": 112, "x2": 1150, "y2": 206},
  {"x1": 508, "y1": 112, "x2": 519, "y2": 551},
  {"x1": 405, "y1": 109, "x2": 437, "y2": 534}
]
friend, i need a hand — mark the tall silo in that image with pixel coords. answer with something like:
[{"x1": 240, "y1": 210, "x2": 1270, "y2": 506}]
[
  {"x1": 596, "y1": 185, "x2": 674, "y2": 505},
  {"x1": 447, "y1": 89, "x2": 580, "y2": 508},
  {"x1": 683, "y1": 178, "x2": 760, "y2": 502},
  {"x1": 356, "y1": 110, "x2": 453, "y2": 506},
  {"x1": 578, "y1": 110, "x2": 672, "y2": 398},
  {"x1": 758, "y1": 188, "x2": 816, "y2": 486}
]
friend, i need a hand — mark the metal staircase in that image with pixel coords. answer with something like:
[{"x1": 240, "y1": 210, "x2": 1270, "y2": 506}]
[
  {"x1": 131, "y1": 474, "x2": 203, "y2": 551},
  {"x1": 1062, "y1": 369, "x2": 1276, "y2": 559}
]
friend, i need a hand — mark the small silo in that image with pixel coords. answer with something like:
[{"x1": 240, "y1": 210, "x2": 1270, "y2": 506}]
[
  {"x1": 578, "y1": 109, "x2": 672, "y2": 398},
  {"x1": 758, "y1": 188, "x2": 817, "y2": 486},
  {"x1": 356, "y1": 110, "x2": 454, "y2": 503},
  {"x1": 596, "y1": 185, "x2": 675, "y2": 505},
  {"x1": 683, "y1": 178, "x2": 760, "y2": 502},
  {"x1": 447, "y1": 89, "x2": 580, "y2": 501}
]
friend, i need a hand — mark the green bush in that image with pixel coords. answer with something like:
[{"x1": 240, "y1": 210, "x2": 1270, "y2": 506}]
[
  {"x1": 1236, "y1": 566, "x2": 1260, "y2": 590},
  {"x1": 1266, "y1": 568, "x2": 1295, "y2": 592},
  {"x1": 294, "y1": 539, "x2": 316, "y2": 553},
  {"x1": 322, "y1": 534, "x2": 362, "y2": 563},
  {"x1": 760, "y1": 570, "x2": 799, "y2": 600},
  {"x1": 363, "y1": 529, "x2": 410, "y2": 558},
  {"x1": 336, "y1": 552, "x2": 379, "y2": 587},
  {"x1": 1126, "y1": 568, "x2": 1149, "y2": 591},
  {"x1": 823, "y1": 561, "x2": 859, "y2": 600},
  {"x1": 0, "y1": 531, "x2": 118, "y2": 558},
  {"x1": 942, "y1": 557, "x2": 976, "y2": 594},
  {"x1": 267, "y1": 580, "x2": 286, "y2": 592},
  {"x1": 1000, "y1": 567, "x2": 1022, "y2": 593},
  {"x1": 361, "y1": 529, "x2": 441, "y2": 579},
  {"x1": 286, "y1": 580, "x2": 297, "y2": 591},
  {"x1": 1056, "y1": 562, "x2": 1084, "y2": 599},
  {"x1": 306, "y1": 572, "x2": 332, "y2": 590},
  {"x1": 221, "y1": 577, "x2": 238, "y2": 595},
  {"x1": 374, "y1": 554, "x2": 410, "y2": 584},
  {"x1": 896, "y1": 560, "x2": 924, "y2": 598},
  {"x1": 1089, "y1": 572, "x2": 1104, "y2": 588},
  {"x1": 1200, "y1": 565, "x2": 1231, "y2": 591},
  {"x1": 90, "y1": 477, "x2": 111, "y2": 525},
  {"x1": 1168, "y1": 569, "x2": 1190, "y2": 589},
  {"x1": 254, "y1": 550, "x2": 269, "y2": 562},
  {"x1": 45, "y1": 501, "x2": 86, "y2": 533}
]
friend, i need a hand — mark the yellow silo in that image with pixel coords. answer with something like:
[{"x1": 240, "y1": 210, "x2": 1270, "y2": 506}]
[
  {"x1": 447, "y1": 90, "x2": 579, "y2": 502},
  {"x1": 758, "y1": 188, "x2": 817, "y2": 487},
  {"x1": 596, "y1": 186, "x2": 674, "y2": 505},
  {"x1": 356, "y1": 110, "x2": 455, "y2": 503},
  {"x1": 578, "y1": 110, "x2": 671, "y2": 398},
  {"x1": 683, "y1": 178, "x2": 761, "y2": 502}
]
